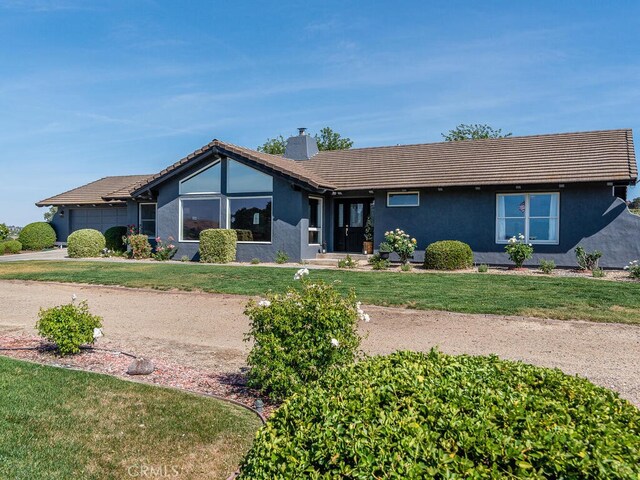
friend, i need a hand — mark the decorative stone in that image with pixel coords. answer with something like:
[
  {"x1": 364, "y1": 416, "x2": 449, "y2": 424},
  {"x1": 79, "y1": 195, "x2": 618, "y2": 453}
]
[{"x1": 127, "y1": 358, "x2": 155, "y2": 375}]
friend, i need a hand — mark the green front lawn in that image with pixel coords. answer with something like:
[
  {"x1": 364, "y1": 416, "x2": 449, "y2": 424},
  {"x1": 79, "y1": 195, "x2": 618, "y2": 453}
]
[
  {"x1": 1, "y1": 261, "x2": 640, "y2": 324},
  {"x1": 0, "y1": 356, "x2": 261, "y2": 480}
]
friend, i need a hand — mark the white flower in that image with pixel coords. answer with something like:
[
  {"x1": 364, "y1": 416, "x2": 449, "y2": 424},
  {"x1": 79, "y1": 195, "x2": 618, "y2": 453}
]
[
  {"x1": 293, "y1": 268, "x2": 309, "y2": 280},
  {"x1": 624, "y1": 266, "x2": 629, "y2": 270},
  {"x1": 330, "y1": 338, "x2": 340, "y2": 348},
  {"x1": 363, "y1": 313, "x2": 370, "y2": 323},
  {"x1": 528, "y1": 243, "x2": 532, "y2": 247},
  {"x1": 93, "y1": 328, "x2": 103, "y2": 339},
  {"x1": 72, "y1": 293, "x2": 77, "y2": 302},
  {"x1": 258, "y1": 299, "x2": 271, "y2": 307}
]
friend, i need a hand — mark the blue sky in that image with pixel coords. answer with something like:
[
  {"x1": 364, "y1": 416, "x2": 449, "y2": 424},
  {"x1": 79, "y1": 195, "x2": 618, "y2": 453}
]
[{"x1": 1, "y1": 0, "x2": 639, "y2": 226}]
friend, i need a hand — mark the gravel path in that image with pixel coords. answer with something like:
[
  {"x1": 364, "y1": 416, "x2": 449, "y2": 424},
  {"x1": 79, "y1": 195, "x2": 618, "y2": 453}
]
[{"x1": 1, "y1": 279, "x2": 638, "y2": 406}]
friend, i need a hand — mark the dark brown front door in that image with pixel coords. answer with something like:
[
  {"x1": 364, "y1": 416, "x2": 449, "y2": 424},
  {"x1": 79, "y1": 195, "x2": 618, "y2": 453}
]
[{"x1": 334, "y1": 199, "x2": 372, "y2": 252}]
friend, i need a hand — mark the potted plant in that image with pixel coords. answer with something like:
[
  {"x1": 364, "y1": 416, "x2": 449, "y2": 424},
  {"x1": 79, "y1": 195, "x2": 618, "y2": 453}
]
[
  {"x1": 363, "y1": 216, "x2": 374, "y2": 254},
  {"x1": 378, "y1": 242, "x2": 392, "y2": 259}
]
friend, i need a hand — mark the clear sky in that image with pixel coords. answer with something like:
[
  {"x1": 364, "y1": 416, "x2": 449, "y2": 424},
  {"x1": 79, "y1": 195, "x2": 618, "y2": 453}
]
[{"x1": 1, "y1": 0, "x2": 639, "y2": 226}]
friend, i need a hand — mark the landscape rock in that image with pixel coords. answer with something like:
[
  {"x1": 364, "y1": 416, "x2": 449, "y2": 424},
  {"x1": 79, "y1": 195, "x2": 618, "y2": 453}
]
[{"x1": 127, "y1": 358, "x2": 155, "y2": 375}]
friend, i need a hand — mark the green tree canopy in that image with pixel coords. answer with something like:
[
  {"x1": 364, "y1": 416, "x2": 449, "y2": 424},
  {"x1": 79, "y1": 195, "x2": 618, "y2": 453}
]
[
  {"x1": 44, "y1": 206, "x2": 58, "y2": 223},
  {"x1": 442, "y1": 124, "x2": 512, "y2": 141},
  {"x1": 314, "y1": 127, "x2": 353, "y2": 151},
  {"x1": 257, "y1": 128, "x2": 353, "y2": 154}
]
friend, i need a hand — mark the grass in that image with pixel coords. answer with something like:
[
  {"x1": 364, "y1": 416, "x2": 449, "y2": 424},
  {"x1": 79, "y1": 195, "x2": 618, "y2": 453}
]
[
  {"x1": 1, "y1": 261, "x2": 640, "y2": 324},
  {"x1": 0, "y1": 356, "x2": 262, "y2": 480}
]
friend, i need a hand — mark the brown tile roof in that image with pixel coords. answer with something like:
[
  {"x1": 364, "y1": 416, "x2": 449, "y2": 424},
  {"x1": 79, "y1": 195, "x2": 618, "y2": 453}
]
[
  {"x1": 128, "y1": 139, "x2": 336, "y2": 194},
  {"x1": 301, "y1": 129, "x2": 637, "y2": 190},
  {"x1": 36, "y1": 129, "x2": 637, "y2": 207},
  {"x1": 36, "y1": 175, "x2": 152, "y2": 206}
]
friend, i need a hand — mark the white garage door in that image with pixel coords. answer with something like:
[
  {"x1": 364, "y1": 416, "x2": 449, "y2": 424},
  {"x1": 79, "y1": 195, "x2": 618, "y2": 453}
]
[{"x1": 70, "y1": 207, "x2": 129, "y2": 233}]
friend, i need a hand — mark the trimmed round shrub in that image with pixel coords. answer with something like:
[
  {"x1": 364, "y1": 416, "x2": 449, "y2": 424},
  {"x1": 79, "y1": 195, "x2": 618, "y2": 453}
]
[
  {"x1": 235, "y1": 229, "x2": 254, "y2": 242},
  {"x1": 238, "y1": 350, "x2": 640, "y2": 479},
  {"x1": 18, "y1": 222, "x2": 56, "y2": 250},
  {"x1": 0, "y1": 223, "x2": 9, "y2": 241},
  {"x1": 424, "y1": 239, "x2": 473, "y2": 270},
  {"x1": 1, "y1": 240, "x2": 22, "y2": 254},
  {"x1": 36, "y1": 300, "x2": 103, "y2": 356},
  {"x1": 67, "y1": 229, "x2": 106, "y2": 258},
  {"x1": 104, "y1": 225, "x2": 127, "y2": 252},
  {"x1": 199, "y1": 229, "x2": 237, "y2": 263}
]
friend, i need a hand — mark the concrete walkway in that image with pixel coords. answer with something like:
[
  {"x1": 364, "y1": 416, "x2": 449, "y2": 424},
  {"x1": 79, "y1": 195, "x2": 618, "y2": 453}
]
[{"x1": 0, "y1": 248, "x2": 68, "y2": 262}]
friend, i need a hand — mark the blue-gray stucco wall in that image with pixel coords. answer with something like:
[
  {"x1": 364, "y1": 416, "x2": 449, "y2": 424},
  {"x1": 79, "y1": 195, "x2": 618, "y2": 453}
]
[
  {"x1": 153, "y1": 156, "x2": 309, "y2": 262},
  {"x1": 372, "y1": 184, "x2": 640, "y2": 268}
]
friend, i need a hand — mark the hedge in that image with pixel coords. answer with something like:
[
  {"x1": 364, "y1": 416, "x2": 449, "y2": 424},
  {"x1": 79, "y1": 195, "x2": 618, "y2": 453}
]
[
  {"x1": 104, "y1": 226, "x2": 127, "y2": 252},
  {"x1": 1, "y1": 240, "x2": 22, "y2": 254},
  {"x1": 67, "y1": 229, "x2": 106, "y2": 258},
  {"x1": 199, "y1": 229, "x2": 237, "y2": 263},
  {"x1": 238, "y1": 350, "x2": 640, "y2": 479},
  {"x1": 18, "y1": 222, "x2": 56, "y2": 250},
  {"x1": 424, "y1": 240, "x2": 473, "y2": 270}
]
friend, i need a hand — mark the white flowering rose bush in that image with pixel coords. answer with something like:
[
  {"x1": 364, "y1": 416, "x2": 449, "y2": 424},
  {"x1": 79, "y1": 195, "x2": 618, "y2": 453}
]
[
  {"x1": 383, "y1": 228, "x2": 417, "y2": 264},
  {"x1": 244, "y1": 273, "x2": 366, "y2": 400},
  {"x1": 504, "y1": 233, "x2": 533, "y2": 268},
  {"x1": 624, "y1": 260, "x2": 640, "y2": 279}
]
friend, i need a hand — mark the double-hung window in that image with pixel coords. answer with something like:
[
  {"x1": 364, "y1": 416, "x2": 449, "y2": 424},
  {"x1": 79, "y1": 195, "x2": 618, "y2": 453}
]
[
  {"x1": 496, "y1": 193, "x2": 559, "y2": 244},
  {"x1": 139, "y1": 203, "x2": 157, "y2": 237}
]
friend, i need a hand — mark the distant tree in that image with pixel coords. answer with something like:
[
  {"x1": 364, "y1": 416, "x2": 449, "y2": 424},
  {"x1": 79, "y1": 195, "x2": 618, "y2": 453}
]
[
  {"x1": 442, "y1": 124, "x2": 512, "y2": 141},
  {"x1": 629, "y1": 197, "x2": 640, "y2": 209},
  {"x1": 44, "y1": 206, "x2": 58, "y2": 223},
  {"x1": 314, "y1": 127, "x2": 353, "y2": 151},
  {"x1": 257, "y1": 127, "x2": 353, "y2": 154},
  {"x1": 257, "y1": 135, "x2": 287, "y2": 155}
]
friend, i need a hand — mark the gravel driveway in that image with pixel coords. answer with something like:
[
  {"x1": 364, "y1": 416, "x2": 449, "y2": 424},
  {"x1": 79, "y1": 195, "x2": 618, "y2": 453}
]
[{"x1": 1, "y1": 280, "x2": 638, "y2": 406}]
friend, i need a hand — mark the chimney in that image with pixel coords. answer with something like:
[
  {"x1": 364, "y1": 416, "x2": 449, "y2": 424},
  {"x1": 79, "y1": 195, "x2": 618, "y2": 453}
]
[{"x1": 284, "y1": 127, "x2": 319, "y2": 161}]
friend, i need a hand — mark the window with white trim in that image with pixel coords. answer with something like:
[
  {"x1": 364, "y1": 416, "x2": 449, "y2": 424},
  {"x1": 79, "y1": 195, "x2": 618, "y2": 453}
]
[
  {"x1": 228, "y1": 196, "x2": 272, "y2": 243},
  {"x1": 139, "y1": 203, "x2": 157, "y2": 237},
  {"x1": 179, "y1": 161, "x2": 221, "y2": 195},
  {"x1": 180, "y1": 198, "x2": 221, "y2": 241},
  {"x1": 496, "y1": 193, "x2": 559, "y2": 244},
  {"x1": 308, "y1": 197, "x2": 323, "y2": 244},
  {"x1": 227, "y1": 159, "x2": 273, "y2": 193},
  {"x1": 387, "y1": 192, "x2": 419, "y2": 207}
]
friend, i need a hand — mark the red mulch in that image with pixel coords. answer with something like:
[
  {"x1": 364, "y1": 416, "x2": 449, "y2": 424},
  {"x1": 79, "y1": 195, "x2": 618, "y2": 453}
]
[{"x1": 0, "y1": 333, "x2": 277, "y2": 417}]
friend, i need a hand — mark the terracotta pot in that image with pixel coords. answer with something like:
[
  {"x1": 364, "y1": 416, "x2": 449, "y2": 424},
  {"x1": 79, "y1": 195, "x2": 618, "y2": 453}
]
[{"x1": 363, "y1": 241, "x2": 373, "y2": 254}]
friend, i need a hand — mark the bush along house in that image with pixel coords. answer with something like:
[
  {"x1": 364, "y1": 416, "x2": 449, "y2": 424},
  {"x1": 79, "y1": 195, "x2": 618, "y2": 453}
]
[{"x1": 38, "y1": 128, "x2": 639, "y2": 268}]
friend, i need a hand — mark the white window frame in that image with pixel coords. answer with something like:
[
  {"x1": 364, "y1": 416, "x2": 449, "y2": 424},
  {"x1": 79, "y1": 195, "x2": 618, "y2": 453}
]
[
  {"x1": 139, "y1": 203, "x2": 157, "y2": 238},
  {"x1": 495, "y1": 192, "x2": 560, "y2": 245},
  {"x1": 179, "y1": 161, "x2": 222, "y2": 195},
  {"x1": 387, "y1": 191, "x2": 420, "y2": 207},
  {"x1": 226, "y1": 195, "x2": 273, "y2": 244},
  {"x1": 308, "y1": 196, "x2": 323, "y2": 245},
  {"x1": 179, "y1": 196, "x2": 222, "y2": 243}
]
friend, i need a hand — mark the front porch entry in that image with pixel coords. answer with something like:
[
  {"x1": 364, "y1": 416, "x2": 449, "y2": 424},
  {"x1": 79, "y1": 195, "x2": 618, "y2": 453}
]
[{"x1": 333, "y1": 198, "x2": 373, "y2": 252}]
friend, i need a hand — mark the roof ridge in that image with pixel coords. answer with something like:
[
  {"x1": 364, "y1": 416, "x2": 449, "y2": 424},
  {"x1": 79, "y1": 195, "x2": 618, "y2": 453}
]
[{"x1": 314, "y1": 128, "x2": 633, "y2": 155}]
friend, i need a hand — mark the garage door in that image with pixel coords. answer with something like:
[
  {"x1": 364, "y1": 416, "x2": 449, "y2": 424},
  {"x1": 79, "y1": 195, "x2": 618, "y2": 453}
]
[{"x1": 70, "y1": 207, "x2": 129, "y2": 234}]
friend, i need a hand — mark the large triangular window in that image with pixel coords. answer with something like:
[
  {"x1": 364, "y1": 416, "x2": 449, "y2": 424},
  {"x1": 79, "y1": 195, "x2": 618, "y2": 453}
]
[
  {"x1": 179, "y1": 162, "x2": 221, "y2": 194},
  {"x1": 227, "y1": 159, "x2": 273, "y2": 193}
]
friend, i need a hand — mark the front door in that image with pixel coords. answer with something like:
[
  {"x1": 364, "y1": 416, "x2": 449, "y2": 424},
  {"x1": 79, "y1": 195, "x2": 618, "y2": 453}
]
[{"x1": 334, "y1": 199, "x2": 372, "y2": 252}]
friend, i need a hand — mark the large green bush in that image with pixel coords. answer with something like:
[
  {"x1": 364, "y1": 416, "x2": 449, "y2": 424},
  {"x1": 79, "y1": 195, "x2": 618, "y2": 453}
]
[
  {"x1": 1, "y1": 240, "x2": 22, "y2": 254},
  {"x1": 199, "y1": 229, "x2": 237, "y2": 263},
  {"x1": 244, "y1": 276, "x2": 364, "y2": 400},
  {"x1": 18, "y1": 222, "x2": 56, "y2": 250},
  {"x1": 36, "y1": 300, "x2": 103, "y2": 356},
  {"x1": 104, "y1": 226, "x2": 127, "y2": 252},
  {"x1": 239, "y1": 350, "x2": 640, "y2": 479},
  {"x1": 424, "y1": 240, "x2": 473, "y2": 270},
  {"x1": 67, "y1": 229, "x2": 106, "y2": 258},
  {"x1": 0, "y1": 223, "x2": 9, "y2": 241}
]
